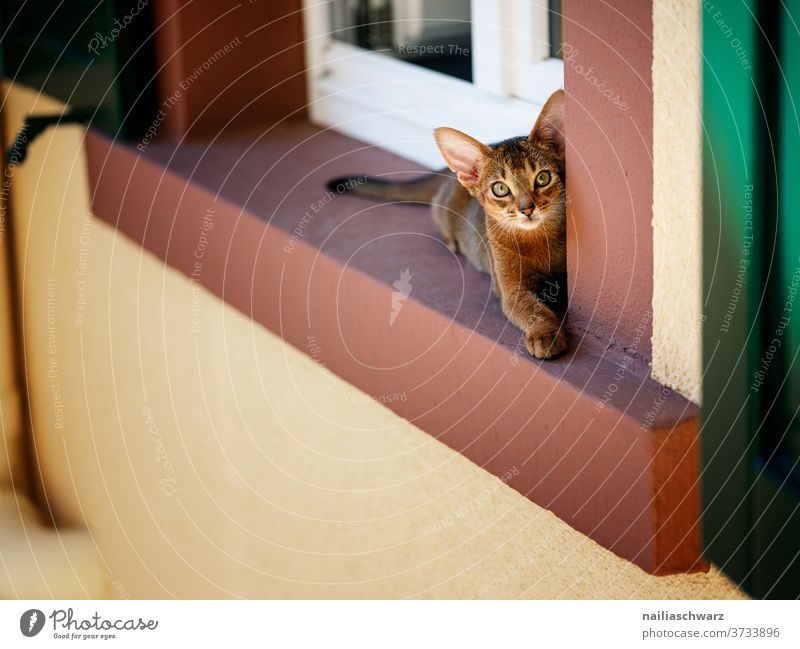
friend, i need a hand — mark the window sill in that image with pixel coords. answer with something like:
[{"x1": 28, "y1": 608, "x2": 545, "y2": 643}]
[{"x1": 85, "y1": 121, "x2": 703, "y2": 575}]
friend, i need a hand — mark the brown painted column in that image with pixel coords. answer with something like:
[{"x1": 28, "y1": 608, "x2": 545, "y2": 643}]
[
  {"x1": 563, "y1": 0, "x2": 654, "y2": 368},
  {"x1": 151, "y1": 0, "x2": 307, "y2": 138}
]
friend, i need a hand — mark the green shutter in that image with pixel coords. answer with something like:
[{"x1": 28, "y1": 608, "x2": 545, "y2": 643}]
[{"x1": 702, "y1": 0, "x2": 800, "y2": 598}]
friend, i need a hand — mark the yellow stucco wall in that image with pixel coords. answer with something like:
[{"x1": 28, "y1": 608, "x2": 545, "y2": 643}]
[
  {"x1": 3, "y1": 82, "x2": 742, "y2": 599},
  {"x1": 0, "y1": 159, "x2": 24, "y2": 491},
  {"x1": 1, "y1": 83, "x2": 109, "y2": 599},
  {"x1": 652, "y1": 0, "x2": 703, "y2": 402}
]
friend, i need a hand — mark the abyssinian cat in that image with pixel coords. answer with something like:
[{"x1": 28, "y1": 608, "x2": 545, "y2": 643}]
[{"x1": 328, "y1": 89, "x2": 567, "y2": 359}]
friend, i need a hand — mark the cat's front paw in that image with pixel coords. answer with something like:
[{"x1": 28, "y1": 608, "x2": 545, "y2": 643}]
[{"x1": 525, "y1": 324, "x2": 568, "y2": 360}]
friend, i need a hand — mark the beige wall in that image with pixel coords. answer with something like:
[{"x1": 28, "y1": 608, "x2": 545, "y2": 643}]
[
  {"x1": 0, "y1": 154, "x2": 24, "y2": 491},
  {"x1": 652, "y1": 0, "x2": 703, "y2": 402},
  {"x1": 0, "y1": 83, "x2": 108, "y2": 599},
  {"x1": 3, "y1": 82, "x2": 742, "y2": 599}
]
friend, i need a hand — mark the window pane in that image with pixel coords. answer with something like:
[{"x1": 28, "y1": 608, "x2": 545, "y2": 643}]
[{"x1": 330, "y1": 0, "x2": 473, "y2": 82}]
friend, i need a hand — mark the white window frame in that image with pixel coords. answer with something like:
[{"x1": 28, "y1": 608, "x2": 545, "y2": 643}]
[{"x1": 302, "y1": 0, "x2": 563, "y2": 168}]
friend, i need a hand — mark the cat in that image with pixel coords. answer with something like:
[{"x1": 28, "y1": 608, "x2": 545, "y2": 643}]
[{"x1": 328, "y1": 89, "x2": 567, "y2": 359}]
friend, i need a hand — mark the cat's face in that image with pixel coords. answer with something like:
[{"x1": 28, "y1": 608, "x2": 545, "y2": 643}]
[
  {"x1": 434, "y1": 89, "x2": 566, "y2": 234},
  {"x1": 476, "y1": 140, "x2": 564, "y2": 232}
]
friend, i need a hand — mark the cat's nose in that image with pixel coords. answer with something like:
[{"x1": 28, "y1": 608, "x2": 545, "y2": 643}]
[{"x1": 519, "y1": 205, "x2": 534, "y2": 218}]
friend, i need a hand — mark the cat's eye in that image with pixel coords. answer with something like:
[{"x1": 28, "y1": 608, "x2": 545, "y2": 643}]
[
  {"x1": 491, "y1": 181, "x2": 511, "y2": 197},
  {"x1": 535, "y1": 171, "x2": 551, "y2": 187}
]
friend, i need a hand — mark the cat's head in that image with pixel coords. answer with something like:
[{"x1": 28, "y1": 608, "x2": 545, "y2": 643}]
[{"x1": 434, "y1": 89, "x2": 565, "y2": 233}]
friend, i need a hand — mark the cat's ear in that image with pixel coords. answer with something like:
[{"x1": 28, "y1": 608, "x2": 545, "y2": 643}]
[
  {"x1": 434, "y1": 127, "x2": 491, "y2": 192},
  {"x1": 529, "y1": 89, "x2": 565, "y2": 158}
]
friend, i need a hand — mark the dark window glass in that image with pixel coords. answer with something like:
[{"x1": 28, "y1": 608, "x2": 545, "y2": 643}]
[{"x1": 330, "y1": 0, "x2": 473, "y2": 82}]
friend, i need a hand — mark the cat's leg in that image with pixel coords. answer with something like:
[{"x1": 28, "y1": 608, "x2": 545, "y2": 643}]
[
  {"x1": 431, "y1": 203, "x2": 460, "y2": 254},
  {"x1": 500, "y1": 288, "x2": 568, "y2": 359},
  {"x1": 488, "y1": 253, "x2": 501, "y2": 298},
  {"x1": 524, "y1": 303, "x2": 568, "y2": 359},
  {"x1": 490, "y1": 276, "x2": 501, "y2": 299}
]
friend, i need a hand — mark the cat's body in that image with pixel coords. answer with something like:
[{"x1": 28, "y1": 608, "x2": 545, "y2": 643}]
[{"x1": 329, "y1": 90, "x2": 567, "y2": 359}]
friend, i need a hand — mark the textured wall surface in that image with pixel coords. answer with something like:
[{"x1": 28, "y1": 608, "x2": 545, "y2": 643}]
[
  {"x1": 652, "y1": 0, "x2": 703, "y2": 401},
  {"x1": 563, "y1": 0, "x2": 654, "y2": 368},
  {"x1": 2, "y1": 82, "x2": 109, "y2": 598},
  {"x1": 0, "y1": 140, "x2": 24, "y2": 491}
]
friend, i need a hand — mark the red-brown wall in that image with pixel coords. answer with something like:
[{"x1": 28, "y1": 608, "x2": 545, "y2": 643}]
[
  {"x1": 151, "y1": 0, "x2": 307, "y2": 138},
  {"x1": 563, "y1": 0, "x2": 654, "y2": 368}
]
